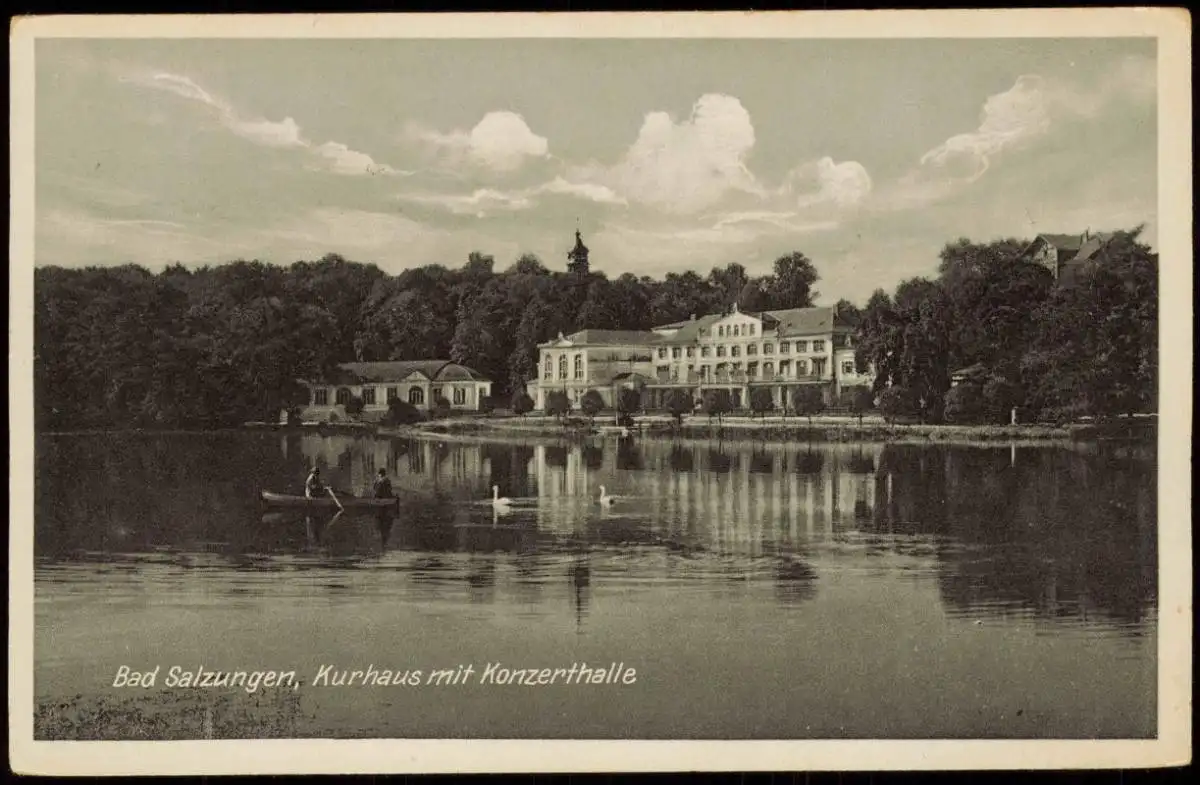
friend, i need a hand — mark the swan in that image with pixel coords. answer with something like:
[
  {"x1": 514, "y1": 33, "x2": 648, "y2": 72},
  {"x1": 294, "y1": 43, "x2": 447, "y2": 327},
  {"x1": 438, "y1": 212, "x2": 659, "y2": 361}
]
[
  {"x1": 598, "y1": 485, "x2": 617, "y2": 507},
  {"x1": 491, "y1": 485, "x2": 512, "y2": 508}
]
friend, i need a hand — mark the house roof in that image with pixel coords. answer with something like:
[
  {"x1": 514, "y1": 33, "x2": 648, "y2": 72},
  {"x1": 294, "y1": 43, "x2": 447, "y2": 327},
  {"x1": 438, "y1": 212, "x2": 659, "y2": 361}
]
[
  {"x1": 1027, "y1": 231, "x2": 1115, "y2": 264},
  {"x1": 559, "y1": 329, "x2": 664, "y2": 346},
  {"x1": 332, "y1": 360, "x2": 491, "y2": 384},
  {"x1": 654, "y1": 306, "x2": 847, "y2": 344}
]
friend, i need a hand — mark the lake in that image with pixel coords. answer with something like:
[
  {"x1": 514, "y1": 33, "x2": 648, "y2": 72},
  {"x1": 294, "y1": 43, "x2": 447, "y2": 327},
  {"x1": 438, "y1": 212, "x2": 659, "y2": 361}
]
[{"x1": 33, "y1": 430, "x2": 1157, "y2": 739}]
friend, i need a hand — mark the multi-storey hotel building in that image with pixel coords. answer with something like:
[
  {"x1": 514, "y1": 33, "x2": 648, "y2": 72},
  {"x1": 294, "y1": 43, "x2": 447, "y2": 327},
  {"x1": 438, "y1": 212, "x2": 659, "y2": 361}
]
[{"x1": 534, "y1": 302, "x2": 872, "y2": 412}]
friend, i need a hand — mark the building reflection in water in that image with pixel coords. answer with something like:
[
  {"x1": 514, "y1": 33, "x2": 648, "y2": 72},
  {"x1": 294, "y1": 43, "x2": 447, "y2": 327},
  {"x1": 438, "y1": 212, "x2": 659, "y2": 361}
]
[{"x1": 36, "y1": 431, "x2": 1152, "y2": 633}]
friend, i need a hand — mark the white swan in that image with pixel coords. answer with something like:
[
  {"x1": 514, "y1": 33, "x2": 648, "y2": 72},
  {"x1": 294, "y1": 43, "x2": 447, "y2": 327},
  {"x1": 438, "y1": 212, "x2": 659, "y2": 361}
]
[
  {"x1": 598, "y1": 485, "x2": 617, "y2": 507},
  {"x1": 491, "y1": 485, "x2": 512, "y2": 508}
]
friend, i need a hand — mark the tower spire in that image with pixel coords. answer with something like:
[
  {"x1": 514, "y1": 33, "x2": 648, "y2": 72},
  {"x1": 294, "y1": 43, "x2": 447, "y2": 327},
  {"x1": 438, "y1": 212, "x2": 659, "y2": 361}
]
[{"x1": 567, "y1": 224, "x2": 590, "y2": 275}]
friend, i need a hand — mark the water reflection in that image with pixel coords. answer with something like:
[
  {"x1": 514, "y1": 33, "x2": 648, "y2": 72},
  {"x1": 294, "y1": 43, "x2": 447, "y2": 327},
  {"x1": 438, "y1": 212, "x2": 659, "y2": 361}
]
[{"x1": 35, "y1": 432, "x2": 1155, "y2": 634}]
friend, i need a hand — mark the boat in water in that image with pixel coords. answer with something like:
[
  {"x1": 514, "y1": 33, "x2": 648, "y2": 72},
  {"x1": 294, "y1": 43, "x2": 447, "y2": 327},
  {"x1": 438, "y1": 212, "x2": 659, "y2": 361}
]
[{"x1": 260, "y1": 490, "x2": 399, "y2": 510}]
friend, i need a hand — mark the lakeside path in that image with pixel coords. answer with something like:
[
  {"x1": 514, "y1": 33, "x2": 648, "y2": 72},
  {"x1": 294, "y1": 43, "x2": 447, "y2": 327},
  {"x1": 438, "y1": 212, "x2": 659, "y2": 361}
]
[{"x1": 380, "y1": 414, "x2": 1155, "y2": 447}]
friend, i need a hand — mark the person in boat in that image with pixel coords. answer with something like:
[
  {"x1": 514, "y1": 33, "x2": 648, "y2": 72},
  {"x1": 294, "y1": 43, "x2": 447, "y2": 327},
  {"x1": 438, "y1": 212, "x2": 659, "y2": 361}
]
[
  {"x1": 305, "y1": 467, "x2": 326, "y2": 499},
  {"x1": 371, "y1": 468, "x2": 394, "y2": 499}
]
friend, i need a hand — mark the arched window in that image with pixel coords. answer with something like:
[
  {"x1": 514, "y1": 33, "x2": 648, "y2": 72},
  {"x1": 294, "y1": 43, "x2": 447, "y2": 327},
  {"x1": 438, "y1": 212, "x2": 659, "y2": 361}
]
[
  {"x1": 335, "y1": 387, "x2": 352, "y2": 405},
  {"x1": 543, "y1": 357, "x2": 553, "y2": 379},
  {"x1": 408, "y1": 387, "x2": 425, "y2": 406},
  {"x1": 573, "y1": 354, "x2": 583, "y2": 379},
  {"x1": 558, "y1": 355, "x2": 568, "y2": 379}
]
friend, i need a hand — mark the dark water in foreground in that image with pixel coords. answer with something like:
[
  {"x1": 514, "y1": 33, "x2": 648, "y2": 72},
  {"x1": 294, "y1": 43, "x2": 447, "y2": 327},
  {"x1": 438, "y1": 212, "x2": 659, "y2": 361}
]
[{"x1": 34, "y1": 431, "x2": 1157, "y2": 739}]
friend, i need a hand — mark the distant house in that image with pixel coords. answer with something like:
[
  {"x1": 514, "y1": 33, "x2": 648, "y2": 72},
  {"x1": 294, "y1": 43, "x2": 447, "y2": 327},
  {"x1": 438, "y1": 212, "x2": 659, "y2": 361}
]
[
  {"x1": 298, "y1": 360, "x2": 491, "y2": 422},
  {"x1": 1022, "y1": 230, "x2": 1115, "y2": 284},
  {"x1": 949, "y1": 363, "x2": 989, "y2": 388}
]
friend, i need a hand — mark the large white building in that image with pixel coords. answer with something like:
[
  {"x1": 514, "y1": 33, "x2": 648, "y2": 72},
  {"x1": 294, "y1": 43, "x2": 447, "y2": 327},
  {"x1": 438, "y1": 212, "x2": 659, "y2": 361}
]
[{"x1": 533, "y1": 303, "x2": 871, "y2": 412}]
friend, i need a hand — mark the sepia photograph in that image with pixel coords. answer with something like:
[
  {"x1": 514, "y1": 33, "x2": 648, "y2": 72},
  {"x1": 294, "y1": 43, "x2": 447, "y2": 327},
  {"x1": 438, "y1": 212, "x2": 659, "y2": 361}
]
[{"x1": 8, "y1": 10, "x2": 1191, "y2": 776}]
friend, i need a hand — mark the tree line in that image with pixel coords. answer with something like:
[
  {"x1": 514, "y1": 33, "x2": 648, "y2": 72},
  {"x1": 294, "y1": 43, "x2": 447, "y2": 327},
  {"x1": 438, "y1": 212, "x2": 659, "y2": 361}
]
[
  {"x1": 33, "y1": 226, "x2": 1156, "y2": 430},
  {"x1": 34, "y1": 250, "x2": 821, "y2": 430},
  {"x1": 854, "y1": 227, "x2": 1157, "y2": 423}
]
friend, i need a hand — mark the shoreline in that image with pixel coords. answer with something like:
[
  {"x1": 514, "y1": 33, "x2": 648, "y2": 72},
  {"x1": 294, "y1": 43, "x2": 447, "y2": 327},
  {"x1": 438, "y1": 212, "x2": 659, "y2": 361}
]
[
  {"x1": 385, "y1": 415, "x2": 1155, "y2": 445},
  {"x1": 35, "y1": 415, "x2": 1156, "y2": 445}
]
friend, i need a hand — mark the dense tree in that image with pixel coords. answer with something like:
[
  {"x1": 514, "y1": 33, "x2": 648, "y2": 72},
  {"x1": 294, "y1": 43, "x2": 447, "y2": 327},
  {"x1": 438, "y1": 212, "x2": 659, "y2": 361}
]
[
  {"x1": 1021, "y1": 230, "x2": 1157, "y2": 420},
  {"x1": 765, "y1": 252, "x2": 819, "y2": 309},
  {"x1": 878, "y1": 385, "x2": 918, "y2": 423},
  {"x1": 749, "y1": 387, "x2": 775, "y2": 418},
  {"x1": 545, "y1": 390, "x2": 571, "y2": 423},
  {"x1": 580, "y1": 389, "x2": 604, "y2": 424},
  {"x1": 943, "y1": 383, "x2": 984, "y2": 424},
  {"x1": 850, "y1": 386, "x2": 875, "y2": 426},
  {"x1": 791, "y1": 386, "x2": 825, "y2": 424},
  {"x1": 701, "y1": 389, "x2": 733, "y2": 423},
  {"x1": 664, "y1": 389, "x2": 693, "y2": 426},
  {"x1": 510, "y1": 391, "x2": 535, "y2": 417}
]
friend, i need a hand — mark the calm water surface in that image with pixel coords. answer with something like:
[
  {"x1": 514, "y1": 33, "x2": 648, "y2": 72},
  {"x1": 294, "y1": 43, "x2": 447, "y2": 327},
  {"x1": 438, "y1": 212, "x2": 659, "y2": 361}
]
[{"x1": 34, "y1": 431, "x2": 1157, "y2": 739}]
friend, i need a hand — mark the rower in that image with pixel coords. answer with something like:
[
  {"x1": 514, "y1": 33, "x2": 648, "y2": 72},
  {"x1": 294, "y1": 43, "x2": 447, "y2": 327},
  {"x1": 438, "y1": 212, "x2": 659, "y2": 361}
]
[
  {"x1": 305, "y1": 467, "x2": 325, "y2": 499},
  {"x1": 372, "y1": 468, "x2": 395, "y2": 499}
]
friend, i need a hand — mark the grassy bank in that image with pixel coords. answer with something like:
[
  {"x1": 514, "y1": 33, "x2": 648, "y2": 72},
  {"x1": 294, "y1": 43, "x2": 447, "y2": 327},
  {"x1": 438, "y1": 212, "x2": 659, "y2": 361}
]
[{"x1": 35, "y1": 689, "x2": 310, "y2": 740}]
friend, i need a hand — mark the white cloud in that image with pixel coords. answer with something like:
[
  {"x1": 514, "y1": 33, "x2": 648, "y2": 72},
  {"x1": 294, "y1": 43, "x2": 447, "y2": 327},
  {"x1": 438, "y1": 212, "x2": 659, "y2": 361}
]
[
  {"x1": 230, "y1": 116, "x2": 305, "y2": 148},
  {"x1": 783, "y1": 157, "x2": 873, "y2": 208},
  {"x1": 397, "y1": 188, "x2": 534, "y2": 217},
  {"x1": 535, "y1": 177, "x2": 627, "y2": 206},
  {"x1": 412, "y1": 111, "x2": 549, "y2": 172},
  {"x1": 611, "y1": 93, "x2": 763, "y2": 214},
  {"x1": 889, "y1": 56, "x2": 1157, "y2": 210},
  {"x1": 127, "y1": 70, "x2": 401, "y2": 177},
  {"x1": 393, "y1": 176, "x2": 627, "y2": 218},
  {"x1": 920, "y1": 74, "x2": 1053, "y2": 182}
]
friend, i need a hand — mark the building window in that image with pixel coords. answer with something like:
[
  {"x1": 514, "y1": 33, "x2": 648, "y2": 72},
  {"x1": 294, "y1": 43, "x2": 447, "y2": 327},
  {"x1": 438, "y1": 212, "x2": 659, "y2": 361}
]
[
  {"x1": 731, "y1": 362, "x2": 742, "y2": 372},
  {"x1": 763, "y1": 361, "x2": 774, "y2": 378},
  {"x1": 558, "y1": 355, "x2": 568, "y2": 379},
  {"x1": 335, "y1": 387, "x2": 351, "y2": 406},
  {"x1": 386, "y1": 387, "x2": 398, "y2": 402},
  {"x1": 733, "y1": 325, "x2": 740, "y2": 337},
  {"x1": 671, "y1": 347, "x2": 681, "y2": 360},
  {"x1": 842, "y1": 361, "x2": 855, "y2": 375},
  {"x1": 731, "y1": 345, "x2": 741, "y2": 358},
  {"x1": 686, "y1": 347, "x2": 695, "y2": 358},
  {"x1": 796, "y1": 360, "x2": 809, "y2": 376},
  {"x1": 779, "y1": 342, "x2": 790, "y2": 355},
  {"x1": 813, "y1": 340, "x2": 826, "y2": 352},
  {"x1": 408, "y1": 387, "x2": 425, "y2": 406},
  {"x1": 716, "y1": 346, "x2": 726, "y2": 358},
  {"x1": 748, "y1": 324, "x2": 756, "y2": 336},
  {"x1": 574, "y1": 354, "x2": 583, "y2": 379},
  {"x1": 543, "y1": 358, "x2": 552, "y2": 380},
  {"x1": 812, "y1": 358, "x2": 827, "y2": 376},
  {"x1": 717, "y1": 326, "x2": 724, "y2": 338},
  {"x1": 453, "y1": 387, "x2": 467, "y2": 405},
  {"x1": 658, "y1": 347, "x2": 668, "y2": 359},
  {"x1": 747, "y1": 361, "x2": 759, "y2": 378},
  {"x1": 796, "y1": 341, "x2": 809, "y2": 353},
  {"x1": 362, "y1": 387, "x2": 376, "y2": 405},
  {"x1": 746, "y1": 344, "x2": 758, "y2": 356},
  {"x1": 779, "y1": 360, "x2": 791, "y2": 377},
  {"x1": 700, "y1": 365, "x2": 710, "y2": 379},
  {"x1": 313, "y1": 388, "x2": 329, "y2": 405},
  {"x1": 701, "y1": 346, "x2": 711, "y2": 358},
  {"x1": 763, "y1": 343, "x2": 774, "y2": 354}
]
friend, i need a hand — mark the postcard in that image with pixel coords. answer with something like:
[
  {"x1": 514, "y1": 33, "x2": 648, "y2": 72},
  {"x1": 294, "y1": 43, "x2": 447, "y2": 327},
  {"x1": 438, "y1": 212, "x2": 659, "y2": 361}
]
[{"x1": 8, "y1": 9, "x2": 1192, "y2": 775}]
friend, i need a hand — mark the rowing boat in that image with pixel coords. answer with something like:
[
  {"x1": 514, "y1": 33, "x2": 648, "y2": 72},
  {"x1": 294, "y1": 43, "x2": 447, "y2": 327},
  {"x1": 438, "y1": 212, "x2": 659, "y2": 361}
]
[{"x1": 260, "y1": 490, "x2": 399, "y2": 510}]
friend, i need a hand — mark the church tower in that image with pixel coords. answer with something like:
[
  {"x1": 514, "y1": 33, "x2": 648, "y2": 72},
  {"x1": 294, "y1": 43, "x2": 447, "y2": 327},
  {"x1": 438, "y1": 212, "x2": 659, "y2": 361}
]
[{"x1": 566, "y1": 229, "x2": 590, "y2": 275}]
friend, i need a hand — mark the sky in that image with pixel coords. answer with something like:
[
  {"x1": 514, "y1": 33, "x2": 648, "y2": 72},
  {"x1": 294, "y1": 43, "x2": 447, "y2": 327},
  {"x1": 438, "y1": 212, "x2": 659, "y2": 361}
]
[{"x1": 34, "y1": 37, "x2": 1157, "y2": 303}]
